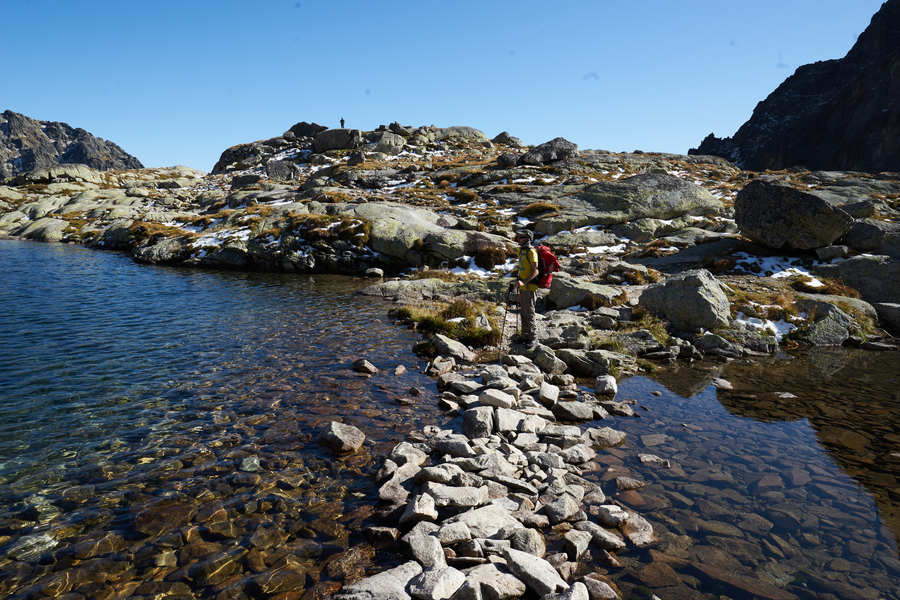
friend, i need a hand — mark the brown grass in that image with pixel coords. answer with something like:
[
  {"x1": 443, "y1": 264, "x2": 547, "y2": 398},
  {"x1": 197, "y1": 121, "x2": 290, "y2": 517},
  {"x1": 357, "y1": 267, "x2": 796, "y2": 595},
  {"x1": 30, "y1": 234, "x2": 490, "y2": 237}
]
[
  {"x1": 519, "y1": 202, "x2": 559, "y2": 217},
  {"x1": 788, "y1": 275, "x2": 861, "y2": 298},
  {"x1": 491, "y1": 184, "x2": 525, "y2": 193},
  {"x1": 628, "y1": 239, "x2": 680, "y2": 258},
  {"x1": 473, "y1": 246, "x2": 511, "y2": 270},
  {"x1": 621, "y1": 268, "x2": 663, "y2": 285},
  {"x1": 391, "y1": 301, "x2": 499, "y2": 348},
  {"x1": 448, "y1": 187, "x2": 479, "y2": 203},
  {"x1": 406, "y1": 270, "x2": 467, "y2": 282},
  {"x1": 624, "y1": 306, "x2": 671, "y2": 345},
  {"x1": 128, "y1": 221, "x2": 195, "y2": 243},
  {"x1": 701, "y1": 255, "x2": 739, "y2": 274},
  {"x1": 723, "y1": 277, "x2": 800, "y2": 321}
]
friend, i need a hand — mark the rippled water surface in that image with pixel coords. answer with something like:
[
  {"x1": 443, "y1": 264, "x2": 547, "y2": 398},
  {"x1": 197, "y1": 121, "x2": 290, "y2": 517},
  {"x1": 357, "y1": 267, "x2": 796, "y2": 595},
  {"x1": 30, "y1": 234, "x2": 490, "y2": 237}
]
[
  {"x1": 0, "y1": 240, "x2": 897, "y2": 600},
  {"x1": 0, "y1": 240, "x2": 445, "y2": 598}
]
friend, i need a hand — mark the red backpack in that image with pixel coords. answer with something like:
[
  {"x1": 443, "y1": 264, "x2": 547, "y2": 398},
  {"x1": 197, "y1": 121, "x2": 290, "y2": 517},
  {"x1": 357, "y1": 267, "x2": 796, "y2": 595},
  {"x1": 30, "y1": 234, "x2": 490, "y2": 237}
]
[{"x1": 535, "y1": 244, "x2": 561, "y2": 288}]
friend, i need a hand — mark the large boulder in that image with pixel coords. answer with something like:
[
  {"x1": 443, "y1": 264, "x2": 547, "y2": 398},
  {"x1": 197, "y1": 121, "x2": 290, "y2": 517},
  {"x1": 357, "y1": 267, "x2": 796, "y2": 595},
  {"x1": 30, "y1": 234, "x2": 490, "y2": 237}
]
[
  {"x1": 286, "y1": 121, "x2": 327, "y2": 138},
  {"x1": 313, "y1": 128, "x2": 363, "y2": 153},
  {"x1": 581, "y1": 172, "x2": 722, "y2": 222},
  {"x1": 492, "y1": 131, "x2": 525, "y2": 147},
  {"x1": 132, "y1": 238, "x2": 190, "y2": 264},
  {"x1": 843, "y1": 219, "x2": 900, "y2": 257},
  {"x1": 434, "y1": 127, "x2": 489, "y2": 142},
  {"x1": 812, "y1": 255, "x2": 900, "y2": 303},
  {"x1": 502, "y1": 548, "x2": 568, "y2": 596},
  {"x1": 874, "y1": 303, "x2": 900, "y2": 333},
  {"x1": 542, "y1": 229, "x2": 619, "y2": 248},
  {"x1": 535, "y1": 173, "x2": 722, "y2": 235},
  {"x1": 546, "y1": 274, "x2": 622, "y2": 310},
  {"x1": 639, "y1": 269, "x2": 730, "y2": 331},
  {"x1": 519, "y1": 137, "x2": 578, "y2": 165},
  {"x1": 443, "y1": 505, "x2": 522, "y2": 538},
  {"x1": 735, "y1": 180, "x2": 854, "y2": 250},
  {"x1": 432, "y1": 334, "x2": 476, "y2": 363},
  {"x1": 13, "y1": 163, "x2": 104, "y2": 185}
]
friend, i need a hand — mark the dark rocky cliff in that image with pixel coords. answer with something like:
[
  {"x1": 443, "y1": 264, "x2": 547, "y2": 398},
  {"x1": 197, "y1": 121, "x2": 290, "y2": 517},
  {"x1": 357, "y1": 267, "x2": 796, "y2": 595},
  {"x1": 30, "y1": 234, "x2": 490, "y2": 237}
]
[
  {"x1": 0, "y1": 110, "x2": 143, "y2": 180},
  {"x1": 690, "y1": 0, "x2": 900, "y2": 172}
]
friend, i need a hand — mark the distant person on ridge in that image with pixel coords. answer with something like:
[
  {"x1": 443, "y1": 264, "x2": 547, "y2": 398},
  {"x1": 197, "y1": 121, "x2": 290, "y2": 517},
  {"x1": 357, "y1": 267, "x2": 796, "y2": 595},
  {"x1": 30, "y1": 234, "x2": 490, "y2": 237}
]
[
  {"x1": 511, "y1": 229, "x2": 538, "y2": 344},
  {"x1": 340, "y1": 117, "x2": 345, "y2": 128}
]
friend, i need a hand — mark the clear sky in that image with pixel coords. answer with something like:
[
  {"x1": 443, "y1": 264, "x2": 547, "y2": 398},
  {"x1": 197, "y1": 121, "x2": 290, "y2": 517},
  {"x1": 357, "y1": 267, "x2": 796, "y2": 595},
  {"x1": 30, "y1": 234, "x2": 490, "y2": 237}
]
[{"x1": 3, "y1": 0, "x2": 885, "y2": 172}]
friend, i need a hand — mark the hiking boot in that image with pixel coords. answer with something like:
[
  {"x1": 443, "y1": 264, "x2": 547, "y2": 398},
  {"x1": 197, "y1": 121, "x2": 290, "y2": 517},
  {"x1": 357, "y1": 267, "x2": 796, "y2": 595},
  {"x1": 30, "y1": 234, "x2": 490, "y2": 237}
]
[{"x1": 511, "y1": 334, "x2": 535, "y2": 345}]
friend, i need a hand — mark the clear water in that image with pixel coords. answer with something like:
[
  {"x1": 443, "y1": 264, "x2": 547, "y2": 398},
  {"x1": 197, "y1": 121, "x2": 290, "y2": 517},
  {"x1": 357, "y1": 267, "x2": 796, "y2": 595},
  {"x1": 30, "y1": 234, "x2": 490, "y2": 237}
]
[
  {"x1": 0, "y1": 239, "x2": 897, "y2": 600},
  {"x1": 598, "y1": 350, "x2": 900, "y2": 599}
]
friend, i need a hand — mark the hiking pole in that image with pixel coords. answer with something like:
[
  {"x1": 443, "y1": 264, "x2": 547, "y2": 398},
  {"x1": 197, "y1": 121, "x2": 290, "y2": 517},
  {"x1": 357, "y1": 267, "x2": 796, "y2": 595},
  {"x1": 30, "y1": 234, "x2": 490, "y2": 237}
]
[{"x1": 498, "y1": 283, "x2": 514, "y2": 365}]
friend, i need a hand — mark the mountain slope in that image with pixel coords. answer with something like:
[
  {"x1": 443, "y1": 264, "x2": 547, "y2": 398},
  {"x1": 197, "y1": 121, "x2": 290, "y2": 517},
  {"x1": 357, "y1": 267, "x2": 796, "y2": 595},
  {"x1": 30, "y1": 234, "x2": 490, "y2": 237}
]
[
  {"x1": 689, "y1": 0, "x2": 900, "y2": 172},
  {"x1": 0, "y1": 110, "x2": 143, "y2": 180}
]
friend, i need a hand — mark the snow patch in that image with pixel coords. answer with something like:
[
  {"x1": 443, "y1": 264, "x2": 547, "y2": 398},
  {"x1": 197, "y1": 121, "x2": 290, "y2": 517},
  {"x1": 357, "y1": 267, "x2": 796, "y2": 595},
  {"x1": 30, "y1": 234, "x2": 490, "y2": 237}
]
[{"x1": 735, "y1": 311, "x2": 797, "y2": 341}]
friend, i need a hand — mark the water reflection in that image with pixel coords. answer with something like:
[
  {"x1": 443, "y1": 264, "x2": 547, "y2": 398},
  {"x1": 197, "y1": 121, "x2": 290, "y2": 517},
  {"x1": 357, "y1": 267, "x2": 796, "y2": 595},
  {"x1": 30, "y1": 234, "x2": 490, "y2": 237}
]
[
  {"x1": 716, "y1": 349, "x2": 900, "y2": 555},
  {"x1": 601, "y1": 351, "x2": 900, "y2": 599}
]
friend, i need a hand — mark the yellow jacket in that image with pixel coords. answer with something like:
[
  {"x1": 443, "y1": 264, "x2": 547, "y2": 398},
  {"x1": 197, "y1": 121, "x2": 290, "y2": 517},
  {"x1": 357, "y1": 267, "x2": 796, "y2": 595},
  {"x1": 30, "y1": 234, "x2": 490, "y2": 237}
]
[{"x1": 518, "y1": 246, "x2": 539, "y2": 292}]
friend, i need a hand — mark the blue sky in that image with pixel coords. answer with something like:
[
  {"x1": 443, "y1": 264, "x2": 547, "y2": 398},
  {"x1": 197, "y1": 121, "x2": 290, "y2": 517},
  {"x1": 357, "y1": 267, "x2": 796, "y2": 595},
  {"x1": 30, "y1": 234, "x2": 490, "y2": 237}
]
[{"x1": 4, "y1": 0, "x2": 885, "y2": 171}]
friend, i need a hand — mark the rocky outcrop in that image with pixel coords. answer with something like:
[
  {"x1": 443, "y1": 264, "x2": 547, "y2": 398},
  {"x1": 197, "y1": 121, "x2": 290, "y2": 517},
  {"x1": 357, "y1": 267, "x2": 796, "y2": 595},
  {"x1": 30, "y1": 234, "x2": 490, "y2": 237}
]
[
  {"x1": 0, "y1": 109, "x2": 143, "y2": 180},
  {"x1": 735, "y1": 180, "x2": 854, "y2": 250},
  {"x1": 314, "y1": 129, "x2": 364, "y2": 153},
  {"x1": 689, "y1": 0, "x2": 900, "y2": 172},
  {"x1": 519, "y1": 137, "x2": 578, "y2": 166}
]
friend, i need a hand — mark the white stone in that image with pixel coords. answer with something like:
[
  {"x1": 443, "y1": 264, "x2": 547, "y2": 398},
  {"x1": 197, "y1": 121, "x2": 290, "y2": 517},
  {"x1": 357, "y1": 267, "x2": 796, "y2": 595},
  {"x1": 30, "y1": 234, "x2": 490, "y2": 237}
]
[
  {"x1": 503, "y1": 548, "x2": 569, "y2": 596},
  {"x1": 594, "y1": 505, "x2": 629, "y2": 528},
  {"x1": 480, "y1": 388, "x2": 517, "y2": 409},
  {"x1": 408, "y1": 566, "x2": 466, "y2": 600},
  {"x1": 594, "y1": 375, "x2": 618, "y2": 396},
  {"x1": 445, "y1": 504, "x2": 522, "y2": 538},
  {"x1": 336, "y1": 561, "x2": 423, "y2": 600},
  {"x1": 408, "y1": 533, "x2": 447, "y2": 569},
  {"x1": 400, "y1": 493, "x2": 438, "y2": 526}
]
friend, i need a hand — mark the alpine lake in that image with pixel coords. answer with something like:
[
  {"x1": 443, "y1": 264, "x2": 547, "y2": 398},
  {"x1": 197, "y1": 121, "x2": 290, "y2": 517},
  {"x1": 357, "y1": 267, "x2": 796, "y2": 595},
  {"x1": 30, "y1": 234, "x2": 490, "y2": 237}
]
[{"x1": 0, "y1": 239, "x2": 897, "y2": 600}]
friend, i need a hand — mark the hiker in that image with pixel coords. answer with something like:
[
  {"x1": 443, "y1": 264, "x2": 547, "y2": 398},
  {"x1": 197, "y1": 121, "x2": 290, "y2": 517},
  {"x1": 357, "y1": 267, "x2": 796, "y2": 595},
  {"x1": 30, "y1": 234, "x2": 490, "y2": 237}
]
[
  {"x1": 340, "y1": 117, "x2": 345, "y2": 128},
  {"x1": 512, "y1": 229, "x2": 539, "y2": 344}
]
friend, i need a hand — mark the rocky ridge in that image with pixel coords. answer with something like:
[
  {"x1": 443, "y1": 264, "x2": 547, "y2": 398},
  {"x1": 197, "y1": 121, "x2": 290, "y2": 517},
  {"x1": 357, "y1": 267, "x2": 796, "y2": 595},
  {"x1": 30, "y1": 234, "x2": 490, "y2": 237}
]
[
  {"x1": 1, "y1": 119, "x2": 898, "y2": 353},
  {"x1": 0, "y1": 110, "x2": 143, "y2": 180},
  {"x1": 689, "y1": 0, "x2": 900, "y2": 173}
]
